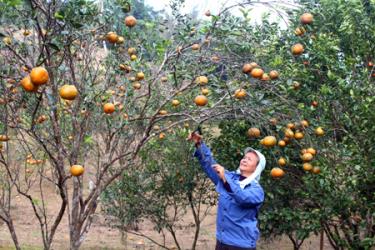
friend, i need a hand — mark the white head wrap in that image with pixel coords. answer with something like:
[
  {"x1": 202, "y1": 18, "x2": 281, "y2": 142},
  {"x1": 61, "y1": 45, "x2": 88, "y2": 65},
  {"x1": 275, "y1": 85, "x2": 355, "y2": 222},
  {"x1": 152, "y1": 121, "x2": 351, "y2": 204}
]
[{"x1": 236, "y1": 147, "x2": 266, "y2": 189}]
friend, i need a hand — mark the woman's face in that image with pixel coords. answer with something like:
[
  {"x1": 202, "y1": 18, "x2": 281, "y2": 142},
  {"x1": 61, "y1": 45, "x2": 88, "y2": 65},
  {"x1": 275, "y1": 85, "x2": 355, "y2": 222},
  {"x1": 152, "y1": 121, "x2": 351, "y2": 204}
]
[{"x1": 239, "y1": 151, "x2": 259, "y2": 177}]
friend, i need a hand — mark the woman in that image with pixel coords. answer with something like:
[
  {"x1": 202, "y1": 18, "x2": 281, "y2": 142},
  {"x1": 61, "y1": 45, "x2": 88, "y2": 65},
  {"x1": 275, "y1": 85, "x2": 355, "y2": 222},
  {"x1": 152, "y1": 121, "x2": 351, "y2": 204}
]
[{"x1": 188, "y1": 131, "x2": 266, "y2": 250}]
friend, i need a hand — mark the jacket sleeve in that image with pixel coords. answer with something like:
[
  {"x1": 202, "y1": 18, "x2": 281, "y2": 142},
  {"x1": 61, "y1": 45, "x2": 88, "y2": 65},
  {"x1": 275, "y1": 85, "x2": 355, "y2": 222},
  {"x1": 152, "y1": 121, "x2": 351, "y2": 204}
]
[
  {"x1": 224, "y1": 172, "x2": 264, "y2": 206},
  {"x1": 193, "y1": 143, "x2": 219, "y2": 185}
]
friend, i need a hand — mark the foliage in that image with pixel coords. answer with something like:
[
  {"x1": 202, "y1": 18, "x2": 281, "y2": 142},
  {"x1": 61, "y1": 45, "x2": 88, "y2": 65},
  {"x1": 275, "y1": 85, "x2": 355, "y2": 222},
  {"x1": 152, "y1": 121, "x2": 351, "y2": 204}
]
[{"x1": 102, "y1": 128, "x2": 216, "y2": 249}]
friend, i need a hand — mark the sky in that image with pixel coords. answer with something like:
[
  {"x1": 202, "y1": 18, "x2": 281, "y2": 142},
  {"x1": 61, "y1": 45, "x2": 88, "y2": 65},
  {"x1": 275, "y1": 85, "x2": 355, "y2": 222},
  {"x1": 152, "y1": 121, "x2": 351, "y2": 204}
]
[{"x1": 143, "y1": 0, "x2": 298, "y2": 27}]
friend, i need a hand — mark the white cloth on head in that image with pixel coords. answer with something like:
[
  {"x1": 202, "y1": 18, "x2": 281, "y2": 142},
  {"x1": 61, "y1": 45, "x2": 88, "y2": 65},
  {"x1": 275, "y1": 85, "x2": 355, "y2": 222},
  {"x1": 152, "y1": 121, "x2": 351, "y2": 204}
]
[{"x1": 236, "y1": 148, "x2": 266, "y2": 189}]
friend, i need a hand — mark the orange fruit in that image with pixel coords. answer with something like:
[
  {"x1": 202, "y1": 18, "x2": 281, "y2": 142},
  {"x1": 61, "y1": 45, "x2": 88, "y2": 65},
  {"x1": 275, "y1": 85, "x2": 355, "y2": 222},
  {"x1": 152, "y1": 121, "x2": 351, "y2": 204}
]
[
  {"x1": 287, "y1": 123, "x2": 295, "y2": 129},
  {"x1": 130, "y1": 54, "x2": 137, "y2": 61},
  {"x1": 261, "y1": 73, "x2": 270, "y2": 81},
  {"x1": 171, "y1": 99, "x2": 180, "y2": 107},
  {"x1": 315, "y1": 127, "x2": 325, "y2": 136},
  {"x1": 269, "y1": 70, "x2": 279, "y2": 79},
  {"x1": 159, "y1": 133, "x2": 166, "y2": 139},
  {"x1": 117, "y1": 36, "x2": 125, "y2": 44},
  {"x1": 294, "y1": 27, "x2": 306, "y2": 36},
  {"x1": 125, "y1": 16, "x2": 137, "y2": 27},
  {"x1": 242, "y1": 63, "x2": 253, "y2": 73},
  {"x1": 194, "y1": 95, "x2": 208, "y2": 106},
  {"x1": 196, "y1": 76, "x2": 208, "y2": 85},
  {"x1": 300, "y1": 120, "x2": 309, "y2": 127},
  {"x1": 249, "y1": 62, "x2": 258, "y2": 68},
  {"x1": 262, "y1": 136, "x2": 277, "y2": 147},
  {"x1": 70, "y1": 165, "x2": 84, "y2": 177},
  {"x1": 312, "y1": 166, "x2": 321, "y2": 174},
  {"x1": 159, "y1": 110, "x2": 168, "y2": 115},
  {"x1": 301, "y1": 152, "x2": 313, "y2": 162},
  {"x1": 136, "y1": 72, "x2": 145, "y2": 81},
  {"x1": 30, "y1": 67, "x2": 49, "y2": 85},
  {"x1": 250, "y1": 68, "x2": 264, "y2": 78},
  {"x1": 103, "y1": 103, "x2": 115, "y2": 114},
  {"x1": 303, "y1": 163, "x2": 313, "y2": 171},
  {"x1": 247, "y1": 128, "x2": 261, "y2": 138},
  {"x1": 20, "y1": 76, "x2": 38, "y2": 92},
  {"x1": 201, "y1": 88, "x2": 209, "y2": 96},
  {"x1": 0, "y1": 135, "x2": 10, "y2": 141},
  {"x1": 294, "y1": 131, "x2": 304, "y2": 140},
  {"x1": 234, "y1": 89, "x2": 247, "y2": 99},
  {"x1": 106, "y1": 32, "x2": 118, "y2": 43},
  {"x1": 278, "y1": 140, "x2": 286, "y2": 147},
  {"x1": 132, "y1": 82, "x2": 141, "y2": 90},
  {"x1": 192, "y1": 44, "x2": 200, "y2": 50},
  {"x1": 161, "y1": 76, "x2": 168, "y2": 82},
  {"x1": 300, "y1": 13, "x2": 313, "y2": 25},
  {"x1": 307, "y1": 147, "x2": 317, "y2": 155},
  {"x1": 278, "y1": 157, "x2": 287, "y2": 166},
  {"x1": 284, "y1": 128, "x2": 295, "y2": 138},
  {"x1": 270, "y1": 167, "x2": 285, "y2": 178},
  {"x1": 292, "y1": 43, "x2": 304, "y2": 55},
  {"x1": 128, "y1": 47, "x2": 136, "y2": 55},
  {"x1": 59, "y1": 85, "x2": 78, "y2": 100}
]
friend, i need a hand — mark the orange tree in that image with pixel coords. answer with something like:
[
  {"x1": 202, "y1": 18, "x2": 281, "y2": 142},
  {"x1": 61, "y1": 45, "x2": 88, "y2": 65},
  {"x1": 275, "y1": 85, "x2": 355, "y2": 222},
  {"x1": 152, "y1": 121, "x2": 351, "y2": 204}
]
[
  {"x1": 98, "y1": 1, "x2": 331, "y2": 250},
  {"x1": 210, "y1": 0, "x2": 374, "y2": 249},
  {"x1": 0, "y1": 0, "x2": 308, "y2": 249},
  {"x1": 102, "y1": 128, "x2": 217, "y2": 250}
]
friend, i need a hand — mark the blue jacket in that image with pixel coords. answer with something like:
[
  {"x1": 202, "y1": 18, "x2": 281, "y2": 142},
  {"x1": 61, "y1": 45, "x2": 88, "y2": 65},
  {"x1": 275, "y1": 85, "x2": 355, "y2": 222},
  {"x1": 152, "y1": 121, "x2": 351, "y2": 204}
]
[{"x1": 194, "y1": 143, "x2": 264, "y2": 248}]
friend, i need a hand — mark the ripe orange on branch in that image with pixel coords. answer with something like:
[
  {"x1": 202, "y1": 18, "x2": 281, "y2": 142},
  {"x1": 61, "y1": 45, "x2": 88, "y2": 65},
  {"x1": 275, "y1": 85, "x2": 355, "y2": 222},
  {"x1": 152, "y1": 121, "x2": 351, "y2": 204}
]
[
  {"x1": 194, "y1": 95, "x2": 208, "y2": 106},
  {"x1": 247, "y1": 128, "x2": 261, "y2": 138},
  {"x1": 269, "y1": 70, "x2": 279, "y2": 79},
  {"x1": 70, "y1": 165, "x2": 84, "y2": 177},
  {"x1": 261, "y1": 136, "x2": 277, "y2": 147},
  {"x1": 196, "y1": 76, "x2": 208, "y2": 85},
  {"x1": 201, "y1": 88, "x2": 209, "y2": 96},
  {"x1": 125, "y1": 16, "x2": 137, "y2": 27},
  {"x1": 106, "y1": 32, "x2": 119, "y2": 43},
  {"x1": 278, "y1": 157, "x2": 287, "y2": 166},
  {"x1": 136, "y1": 72, "x2": 145, "y2": 81},
  {"x1": 59, "y1": 85, "x2": 78, "y2": 100},
  {"x1": 103, "y1": 103, "x2": 115, "y2": 114},
  {"x1": 271, "y1": 167, "x2": 285, "y2": 178},
  {"x1": 303, "y1": 163, "x2": 313, "y2": 171},
  {"x1": 192, "y1": 44, "x2": 200, "y2": 50},
  {"x1": 291, "y1": 43, "x2": 304, "y2": 56},
  {"x1": 234, "y1": 89, "x2": 247, "y2": 99},
  {"x1": 250, "y1": 68, "x2": 264, "y2": 79},
  {"x1": 242, "y1": 63, "x2": 253, "y2": 73},
  {"x1": 171, "y1": 99, "x2": 180, "y2": 107},
  {"x1": 20, "y1": 76, "x2": 38, "y2": 92},
  {"x1": 315, "y1": 127, "x2": 325, "y2": 136},
  {"x1": 30, "y1": 67, "x2": 49, "y2": 85},
  {"x1": 300, "y1": 13, "x2": 314, "y2": 25},
  {"x1": 301, "y1": 152, "x2": 313, "y2": 162},
  {"x1": 294, "y1": 131, "x2": 304, "y2": 140}
]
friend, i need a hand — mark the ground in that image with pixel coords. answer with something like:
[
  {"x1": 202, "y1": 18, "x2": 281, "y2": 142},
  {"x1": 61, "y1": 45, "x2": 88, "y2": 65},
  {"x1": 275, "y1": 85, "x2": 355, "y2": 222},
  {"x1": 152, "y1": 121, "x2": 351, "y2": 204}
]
[{"x1": 0, "y1": 174, "x2": 334, "y2": 250}]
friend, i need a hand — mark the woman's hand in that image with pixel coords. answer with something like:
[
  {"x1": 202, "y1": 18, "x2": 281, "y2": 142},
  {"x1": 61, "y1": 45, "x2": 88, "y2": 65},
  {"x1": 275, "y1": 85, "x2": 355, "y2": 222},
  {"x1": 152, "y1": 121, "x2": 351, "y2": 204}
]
[
  {"x1": 187, "y1": 131, "x2": 202, "y2": 146},
  {"x1": 213, "y1": 164, "x2": 226, "y2": 182}
]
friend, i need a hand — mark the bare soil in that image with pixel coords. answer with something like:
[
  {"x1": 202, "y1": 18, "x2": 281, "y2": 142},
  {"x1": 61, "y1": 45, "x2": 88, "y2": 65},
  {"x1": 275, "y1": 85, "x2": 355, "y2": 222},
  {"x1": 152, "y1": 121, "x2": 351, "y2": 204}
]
[{"x1": 0, "y1": 176, "x2": 334, "y2": 250}]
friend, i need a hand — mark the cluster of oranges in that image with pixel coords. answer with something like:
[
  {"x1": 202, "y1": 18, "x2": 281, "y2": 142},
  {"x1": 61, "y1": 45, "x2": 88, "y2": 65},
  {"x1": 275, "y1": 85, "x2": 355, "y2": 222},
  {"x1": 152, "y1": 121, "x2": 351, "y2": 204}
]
[{"x1": 247, "y1": 118, "x2": 324, "y2": 179}]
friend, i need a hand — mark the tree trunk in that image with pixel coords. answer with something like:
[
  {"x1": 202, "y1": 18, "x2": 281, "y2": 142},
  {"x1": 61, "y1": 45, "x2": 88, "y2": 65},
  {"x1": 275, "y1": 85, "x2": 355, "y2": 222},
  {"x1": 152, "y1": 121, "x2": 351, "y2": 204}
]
[{"x1": 4, "y1": 216, "x2": 21, "y2": 250}]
